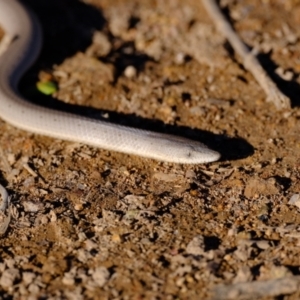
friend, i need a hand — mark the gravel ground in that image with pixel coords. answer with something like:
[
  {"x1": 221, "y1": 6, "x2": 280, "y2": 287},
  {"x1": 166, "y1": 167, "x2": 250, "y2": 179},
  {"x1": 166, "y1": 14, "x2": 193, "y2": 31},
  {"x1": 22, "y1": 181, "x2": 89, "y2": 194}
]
[{"x1": 1, "y1": 0, "x2": 300, "y2": 299}]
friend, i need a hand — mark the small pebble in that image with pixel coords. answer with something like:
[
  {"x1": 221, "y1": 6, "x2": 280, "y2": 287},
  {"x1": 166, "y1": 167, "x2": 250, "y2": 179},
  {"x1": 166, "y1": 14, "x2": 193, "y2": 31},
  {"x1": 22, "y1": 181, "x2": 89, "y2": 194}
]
[
  {"x1": 288, "y1": 194, "x2": 300, "y2": 209},
  {"x1": 90, "y1": 267, "x2": 110, "y2": 287},
  {"x1": 275, "y1": 67, "x2": 293, "y2": 81},
  {"x1": 23, "y1": 201, "x2": 43, "y2": 213},
  {"x1": 206, "y1": 75, "x2": 214, "y2": 84},
  {"x1": 0, "y1": 268, "x2": 20, "y2": 288},
  {"x1": 256, "y1": 240, "x2": 270, "y2": 250},
  {"x1": 186, "y1": 235, "x2": 205, "y2": 256},
  {"x1": 174, "y1": 52, "x2": 186, "y2": 64},
  {"x1": 124, "y1": 66, "x2": 137, "y2": 78},
  {"x1": 22, "y1": 272, "x2": 36, "y2": 286},
  {"x1": 28, "y1": 283, "x2": 40, "y2": 294},
  {"x1": 62, "y1": 273, "x2": 75, "y2": 286}
]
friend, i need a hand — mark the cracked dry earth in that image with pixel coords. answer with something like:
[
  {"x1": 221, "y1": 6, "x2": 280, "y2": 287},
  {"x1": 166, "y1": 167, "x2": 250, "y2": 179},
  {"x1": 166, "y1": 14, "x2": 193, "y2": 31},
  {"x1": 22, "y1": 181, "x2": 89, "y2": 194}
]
[{"x1": 1, "y1": 0, "x2": 300, "y2": 299}]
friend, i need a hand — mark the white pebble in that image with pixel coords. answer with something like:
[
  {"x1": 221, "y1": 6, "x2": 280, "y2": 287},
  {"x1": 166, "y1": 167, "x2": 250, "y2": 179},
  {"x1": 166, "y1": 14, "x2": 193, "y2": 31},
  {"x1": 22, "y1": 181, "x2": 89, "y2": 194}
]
[
  {"x1": 23, "y1": 201, "x2": 42, "y2": 213},
  {"x1": 186, "y1": 235, "x2": 205, "y2": 256},
  {"x1": 275, "y1": 67, "x2": 293, "y2": 81},
  {"x1": 206, "y1": 75, "x2": 214, "y2": 84},
  {"x1": 124, "y1": 66, "x2": 137, "y2": 78},
  {"x1": 91, "y1": 267, "x2": 110, "y2": 287},
  {"x1": 288, "y1": 194, "x2": 300, "y2": 209},
  {"x1": 175, "y1": 52, "x2": 185, "y2": 64},
  {"x1": 0, "y1": 268, "x2": 20, "y2": 288},
  {"x1": 22, "y1": 272, "x2": 36, "y2": 286},
  {"x1": 62, "y1": 273, "x2": 75, "y2": 286},
  {"x1": 255, "y1": 240, "x2": 270, "y2": 250}
]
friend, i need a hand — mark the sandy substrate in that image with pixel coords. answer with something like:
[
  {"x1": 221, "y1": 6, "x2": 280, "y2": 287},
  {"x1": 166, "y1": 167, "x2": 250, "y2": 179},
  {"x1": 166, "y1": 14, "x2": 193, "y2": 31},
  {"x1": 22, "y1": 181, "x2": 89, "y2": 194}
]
[{"x1": 1, "y1": 0, "x2": 300, "y2": 299}]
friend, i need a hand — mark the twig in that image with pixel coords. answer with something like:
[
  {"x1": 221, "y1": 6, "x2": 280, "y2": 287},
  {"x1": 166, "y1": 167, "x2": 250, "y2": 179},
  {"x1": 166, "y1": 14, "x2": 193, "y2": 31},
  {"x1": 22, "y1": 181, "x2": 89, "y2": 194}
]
[
  {"x1": 201, "y1": 0, "x2": 291, "y2": 109},
  {"x1": 0, "y1": 184, "x2": 11, "y2": 235}
]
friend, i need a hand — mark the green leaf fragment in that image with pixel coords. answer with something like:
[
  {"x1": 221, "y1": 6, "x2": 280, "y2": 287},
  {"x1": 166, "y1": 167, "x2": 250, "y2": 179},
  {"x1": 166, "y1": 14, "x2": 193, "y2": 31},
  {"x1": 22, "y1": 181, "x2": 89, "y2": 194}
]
[{"x1": 36, "y1": 81, "x2": 57, "y2": 95}]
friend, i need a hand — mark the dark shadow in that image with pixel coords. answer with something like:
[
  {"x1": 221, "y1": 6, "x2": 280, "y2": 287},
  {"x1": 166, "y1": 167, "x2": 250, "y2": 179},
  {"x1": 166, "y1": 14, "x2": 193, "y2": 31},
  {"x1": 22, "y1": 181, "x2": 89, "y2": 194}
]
[
  {"x1": 21, "y1": 0, "x2": 106, "y2": 66},
  {"x1": 0, "y1": 173, "x2": 8, "y2": 190},
  {"x1": 214, "y1": 135, "x2": 254, "y2": 161},
  {"x1": 251, "y1": 263, "x2": 263, "y2": 279},
  {"x1": 18, "y1": 0, "x2": 253, "y2": 162},
  {"x1": 204, "y1": 236, "x2": 221, "y2": 251},
  {"x1": 273, "y1": 175, "x2": 292, "y2": 191},
  {"x1": 19, "y1": 88, "x2": 256, "y2": 161},
  {"x1": 257, "y1": 52, "x2": 300, "y2": 107},
  {"x1": 21, "y1": 0, "x2": 152, "y2": 77},
  {"x1": 286, "y1": 265, "x2": 300, "y2": 276},
  {"x1": 104, "y1": 41, "x2": 154, "y2": 82}
]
